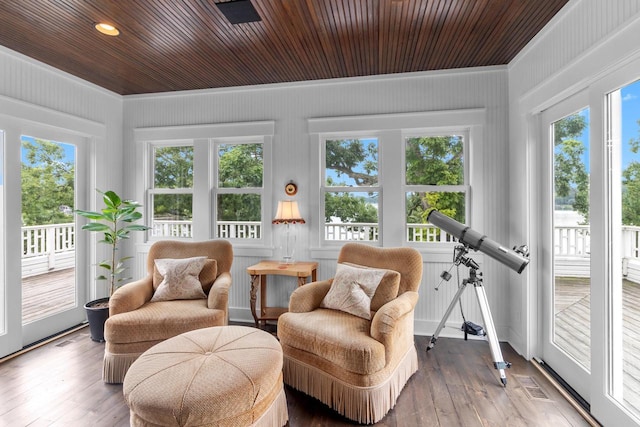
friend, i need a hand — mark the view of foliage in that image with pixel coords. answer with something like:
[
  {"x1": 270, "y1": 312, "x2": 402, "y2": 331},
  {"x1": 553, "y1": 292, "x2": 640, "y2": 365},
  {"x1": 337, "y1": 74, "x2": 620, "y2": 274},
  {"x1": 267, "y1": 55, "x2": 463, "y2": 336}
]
[
  {"x1": 325, "y1": 139, "x2": 379, "y2": 223},
  {"x1": 325, "y1": 139, "x2": 378, "y2": 187},
  {"x1": 623, "y1": 118, "x2": 640, "y2": 225},
  {"x1": 150, "y1": 143, "x2": 264, "y2": 222},
  {"x1": 217, "y1": 143, "x2": 262, "y2": 221},
  {"x1": 153, "y1": 146, "x2": 193, "y2": 220},
  {"x1": 555, "y1": 113, "x2": 640, "y2": 226},
  {"x1": 554, "y1": 113, "x2": 590, "y2": 222},
  {"x1": 21, "y1": 138, "x2": 75, "y2": 226},
  {"x1": 324, "y1": 136, "x2": 465, "y2": 236},
  {"x1": 405, "y1": 136, "x2": 465, "y2": 224}
]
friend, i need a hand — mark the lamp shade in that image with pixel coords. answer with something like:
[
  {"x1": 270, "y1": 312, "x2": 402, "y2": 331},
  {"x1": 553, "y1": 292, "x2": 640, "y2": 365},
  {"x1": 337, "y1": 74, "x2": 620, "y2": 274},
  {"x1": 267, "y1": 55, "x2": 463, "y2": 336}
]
[{"x1": 272, "y1": 200, "x2": 305, "y2": 224}]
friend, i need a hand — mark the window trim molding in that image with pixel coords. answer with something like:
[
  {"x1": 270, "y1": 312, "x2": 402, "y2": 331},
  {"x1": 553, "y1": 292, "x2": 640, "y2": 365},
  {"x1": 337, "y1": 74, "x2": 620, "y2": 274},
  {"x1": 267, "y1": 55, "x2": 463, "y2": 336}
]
[
  {"x1": 135, "y1": 121, "x2": 274, "y2": 255},
  {"x1": 308, "y1": 109, "x2": 485, "y2": 257},
  {"x1": 134, "y1": 121, "x2": 275, "y2": 141},
  {"x1": 308, "y1": 108, "x2": 485, "y2": 134}
]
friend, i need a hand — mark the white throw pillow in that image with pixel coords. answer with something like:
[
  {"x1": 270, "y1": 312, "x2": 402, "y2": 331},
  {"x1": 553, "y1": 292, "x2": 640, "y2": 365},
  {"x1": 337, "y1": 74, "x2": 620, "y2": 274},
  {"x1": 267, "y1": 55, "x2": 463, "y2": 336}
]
[
  {"x1": 150, "y1": 256, "x2": 208, "y2": 302},
  {"x1": 320, "y1": 263, "x2": 386, "y2": 319}
]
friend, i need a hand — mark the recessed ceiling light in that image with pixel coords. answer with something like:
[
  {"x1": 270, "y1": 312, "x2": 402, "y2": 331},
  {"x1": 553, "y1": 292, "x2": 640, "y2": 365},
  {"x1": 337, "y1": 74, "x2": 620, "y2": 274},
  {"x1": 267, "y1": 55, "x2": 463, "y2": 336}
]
[{"x1": 95, "y1": 22, "x2": 120, "y2": 36}]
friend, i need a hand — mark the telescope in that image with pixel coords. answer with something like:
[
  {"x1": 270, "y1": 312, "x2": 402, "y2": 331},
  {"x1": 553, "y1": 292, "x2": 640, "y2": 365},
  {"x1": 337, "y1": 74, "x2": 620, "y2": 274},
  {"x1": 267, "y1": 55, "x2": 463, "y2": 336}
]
[
  {"x1": 427, "y1": 210, "x2": 529, "y2": 274},
  {"x1": 426, "y1": 209, "x2": 530, "y2": 386}
]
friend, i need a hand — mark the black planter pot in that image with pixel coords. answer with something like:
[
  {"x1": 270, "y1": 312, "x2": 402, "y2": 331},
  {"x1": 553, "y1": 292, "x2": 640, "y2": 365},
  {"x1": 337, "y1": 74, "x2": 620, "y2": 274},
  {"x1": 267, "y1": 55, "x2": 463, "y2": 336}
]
[{"x1": 84, "y1": 297, "x2": 110, "y2": 342}]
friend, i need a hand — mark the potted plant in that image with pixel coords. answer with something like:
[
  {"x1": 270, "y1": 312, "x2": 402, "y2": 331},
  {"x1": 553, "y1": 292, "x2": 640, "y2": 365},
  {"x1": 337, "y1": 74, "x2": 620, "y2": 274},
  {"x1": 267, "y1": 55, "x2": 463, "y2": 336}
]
[{"x1": 76, "y1": 190, "x2": 150, "y2": 342}]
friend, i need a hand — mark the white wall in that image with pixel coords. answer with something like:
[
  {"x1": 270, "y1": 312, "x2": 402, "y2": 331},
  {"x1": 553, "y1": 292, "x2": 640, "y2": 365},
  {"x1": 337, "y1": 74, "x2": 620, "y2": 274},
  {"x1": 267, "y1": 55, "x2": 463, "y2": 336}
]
[
  {"x1": 508, "y1": 0, "x2": 640, "y2": 357},
  {"x1": 123, "y1": 68, "x2": 514, "y2": 338}
]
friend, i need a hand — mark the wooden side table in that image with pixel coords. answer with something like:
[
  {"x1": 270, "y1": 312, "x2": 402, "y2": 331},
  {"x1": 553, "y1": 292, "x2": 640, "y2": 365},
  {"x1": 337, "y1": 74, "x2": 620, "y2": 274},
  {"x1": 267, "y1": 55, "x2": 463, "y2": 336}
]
[{"x1": 247, "y1": 260, "x2": 318, "y2": 328}]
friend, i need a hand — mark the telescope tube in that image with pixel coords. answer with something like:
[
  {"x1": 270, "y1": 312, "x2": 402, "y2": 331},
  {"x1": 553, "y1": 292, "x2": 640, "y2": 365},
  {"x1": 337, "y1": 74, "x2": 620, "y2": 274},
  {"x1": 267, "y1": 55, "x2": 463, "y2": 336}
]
[{"x1": 427, "y1": 210, "x2": 529, "y2": 274}]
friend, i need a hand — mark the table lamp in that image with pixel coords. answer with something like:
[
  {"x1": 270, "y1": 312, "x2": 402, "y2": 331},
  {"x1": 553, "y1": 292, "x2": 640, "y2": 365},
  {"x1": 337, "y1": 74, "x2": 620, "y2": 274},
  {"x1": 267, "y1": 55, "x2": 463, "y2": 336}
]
[{"x1": 272, "y1": 200, "x2": 305, "y2": 264}]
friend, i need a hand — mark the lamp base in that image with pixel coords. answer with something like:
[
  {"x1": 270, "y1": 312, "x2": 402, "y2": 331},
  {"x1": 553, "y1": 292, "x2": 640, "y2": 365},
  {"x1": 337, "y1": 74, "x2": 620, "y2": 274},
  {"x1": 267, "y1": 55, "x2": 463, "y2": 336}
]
[{"x1": 280, "y1": 256, "x2": 295, "y2": 265}]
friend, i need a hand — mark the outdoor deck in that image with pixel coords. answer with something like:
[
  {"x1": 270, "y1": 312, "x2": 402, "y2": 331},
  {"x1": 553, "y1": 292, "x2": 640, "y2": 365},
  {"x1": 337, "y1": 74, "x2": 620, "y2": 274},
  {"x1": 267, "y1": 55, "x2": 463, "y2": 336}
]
[
  {"x1": 22, "y1": 268, "x2": 75, "y2": 324},
  {"x1": 555, "y1": 276, "x2": 640, "y2": 413}
]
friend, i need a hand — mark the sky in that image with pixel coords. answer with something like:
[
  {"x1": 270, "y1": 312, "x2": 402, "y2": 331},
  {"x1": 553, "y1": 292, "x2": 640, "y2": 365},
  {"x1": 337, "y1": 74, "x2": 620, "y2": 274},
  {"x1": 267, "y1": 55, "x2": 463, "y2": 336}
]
[
  {"x1": 622, "y1": 79, "x2": 640, "y2": 168},
  {"x1": 20, "y1": 135, "x2": 75, "y2": 166}
]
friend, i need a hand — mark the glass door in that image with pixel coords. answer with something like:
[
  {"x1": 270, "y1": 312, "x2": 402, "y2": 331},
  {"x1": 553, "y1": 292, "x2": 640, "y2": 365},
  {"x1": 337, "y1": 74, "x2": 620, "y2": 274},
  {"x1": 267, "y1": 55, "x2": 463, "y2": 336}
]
[
  {"x1": 604, "y1": 78, "x2": 640, "y2": 419},
  {"x1": 541, "y1": 92, "x2": 592, "y2": 402},
  {"x1": 20, "y1": 134, "x2": 86, "y2": 344},
  {"x1": 0, "y1": 127, "x2": 22, "y2": 358}
]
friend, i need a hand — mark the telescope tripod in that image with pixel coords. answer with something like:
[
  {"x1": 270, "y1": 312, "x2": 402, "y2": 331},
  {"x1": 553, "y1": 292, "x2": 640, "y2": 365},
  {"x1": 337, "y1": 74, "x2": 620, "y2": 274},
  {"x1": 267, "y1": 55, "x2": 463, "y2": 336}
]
[{"x1": 426, "y1": 251, "x2": 511, "y2": 386}]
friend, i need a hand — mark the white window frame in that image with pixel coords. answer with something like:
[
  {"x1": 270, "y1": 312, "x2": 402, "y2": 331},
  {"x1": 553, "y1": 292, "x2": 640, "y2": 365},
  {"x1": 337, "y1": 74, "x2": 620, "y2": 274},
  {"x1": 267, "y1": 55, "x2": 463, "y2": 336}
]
[
  {"x1": 321, "y1": 133, "x2": 382, "y2": 245},
  {"x1": 135, "y1": 121, "x2": 274, "y2": 256},
  {"x1": 403, "y1": 129, "x2": 471, "y2": 246},
  {"x1": 308, "y1": 109, "x2": 484, "y2": 259},
  {"x1": 147, "y1": 140, "x2": 194, "y2": 240},
  {"x1": 212, "y1": 136, "x2": 266, "y2": 244}
]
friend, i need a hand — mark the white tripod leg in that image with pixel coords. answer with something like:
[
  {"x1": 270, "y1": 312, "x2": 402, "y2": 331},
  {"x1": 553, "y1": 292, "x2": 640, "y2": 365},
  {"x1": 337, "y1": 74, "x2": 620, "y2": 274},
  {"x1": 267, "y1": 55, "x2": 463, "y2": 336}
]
[
  {"x1": 427, "y1": 281, "x2": 468, "y2": 351},
  {"x1": 474, "y1": 283, "x2": 511, "y2": 386}
]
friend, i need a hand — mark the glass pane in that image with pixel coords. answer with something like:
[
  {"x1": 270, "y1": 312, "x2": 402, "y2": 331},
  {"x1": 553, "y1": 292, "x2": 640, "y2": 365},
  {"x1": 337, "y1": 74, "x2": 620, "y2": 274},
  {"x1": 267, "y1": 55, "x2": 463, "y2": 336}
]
[
  {"x1": 217, "y1": 194, "x2": 261, "y2": 239},
  {"x1": 324, "y1": 191, "x2": 379, "y2": 241},
  {"x1": 552, "y1": 108, "x2": 591, "y2": 370},
  {"x1": 405, "y1": 135, "x2": 464, "y2": 185},
  {"x1": 21, "y1": 136, "x2": 76, "y2": 324},
  {"x1": 325, "y1": 138, "x2": 378, "y2": 187},
  {"x1": 151, "y1": 193, "x2": 193, "y2": 237},
  {"x1": 154, "y1": 146, "x2": 193, "y2": 189},
  {"x1": 406, "y1": 191, "x2": 465, "y2": 242},
  {"x1": 218, "y1": 143, "x2": 263, "y2": 188},
  {"x1": 616, "y1": 78, "x2": 640, "y2": 414}
]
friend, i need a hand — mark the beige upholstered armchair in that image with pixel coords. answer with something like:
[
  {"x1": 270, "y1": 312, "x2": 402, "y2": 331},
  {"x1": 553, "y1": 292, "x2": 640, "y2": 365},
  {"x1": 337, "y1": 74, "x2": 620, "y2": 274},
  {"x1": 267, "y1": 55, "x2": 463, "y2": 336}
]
[
  {"x1": 102, "y1": 239, "x2": 233, "y2": 383},
  {"x1": 277, "y1": 243, "x2": 423, "y2": 424}
]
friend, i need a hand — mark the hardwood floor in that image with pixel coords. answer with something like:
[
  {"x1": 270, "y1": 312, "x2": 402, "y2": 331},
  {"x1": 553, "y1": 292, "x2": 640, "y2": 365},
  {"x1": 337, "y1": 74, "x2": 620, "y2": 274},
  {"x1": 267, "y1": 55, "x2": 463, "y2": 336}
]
[{"x1": 0, "y1": 326, "x2": 591, "y2": 427}]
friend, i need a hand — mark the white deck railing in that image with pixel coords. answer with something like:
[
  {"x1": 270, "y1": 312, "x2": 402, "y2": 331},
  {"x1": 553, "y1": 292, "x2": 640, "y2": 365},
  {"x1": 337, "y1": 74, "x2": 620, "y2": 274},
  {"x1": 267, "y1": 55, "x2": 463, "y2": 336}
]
[
  {"x1": 22, "y1": 223, "x2": 75, "y2": 258},
  {"x1": 19, "y1": 222, "x2": 640, "y2": 277},
  {"x1": 150, "y1": 220, "x2": 262, "y2": 239}
]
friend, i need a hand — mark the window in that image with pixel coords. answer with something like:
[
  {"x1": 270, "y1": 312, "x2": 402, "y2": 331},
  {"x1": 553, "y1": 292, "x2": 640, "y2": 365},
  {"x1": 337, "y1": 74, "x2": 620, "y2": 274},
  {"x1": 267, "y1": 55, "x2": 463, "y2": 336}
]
[
  {"x1": 149, "y1": 144, "x2": 194, "y2": 238},
  {"x1": 215, "y1": 140, "x2": 264, "y2": 240},
  {"x1": 322, "y1": 137, "x2": 380, "y2": 242},
  {"x1": 309, "y1": 109, "x2": 483, "y2": 251},
  {"x1": 139, "y1": 120, "x2": 273, "y2": 248},
  {"x1": 405, "y1": 133, "x2": 468, "y2": 243}
]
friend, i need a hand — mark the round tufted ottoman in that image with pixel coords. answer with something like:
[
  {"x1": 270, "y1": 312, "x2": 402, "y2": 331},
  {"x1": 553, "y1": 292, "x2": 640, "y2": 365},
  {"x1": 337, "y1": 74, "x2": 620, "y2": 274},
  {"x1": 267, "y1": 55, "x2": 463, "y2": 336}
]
[{"x1": 123, "y1": 326, "x2": 288, "y2": 427}]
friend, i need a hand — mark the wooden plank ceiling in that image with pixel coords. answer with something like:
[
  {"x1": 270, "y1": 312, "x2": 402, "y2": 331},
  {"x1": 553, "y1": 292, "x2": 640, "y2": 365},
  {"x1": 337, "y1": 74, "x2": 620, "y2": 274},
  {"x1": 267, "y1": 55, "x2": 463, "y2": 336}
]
[{"x1": 0, "y1": 0, "x2": 569, "y2": 95}]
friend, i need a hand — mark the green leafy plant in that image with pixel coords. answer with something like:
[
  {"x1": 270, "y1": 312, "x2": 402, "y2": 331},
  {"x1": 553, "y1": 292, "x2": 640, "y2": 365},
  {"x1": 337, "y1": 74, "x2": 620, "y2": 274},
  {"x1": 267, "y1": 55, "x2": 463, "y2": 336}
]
[{"x1": 76, "y1": 190, "x2": 150, "y2": 297}]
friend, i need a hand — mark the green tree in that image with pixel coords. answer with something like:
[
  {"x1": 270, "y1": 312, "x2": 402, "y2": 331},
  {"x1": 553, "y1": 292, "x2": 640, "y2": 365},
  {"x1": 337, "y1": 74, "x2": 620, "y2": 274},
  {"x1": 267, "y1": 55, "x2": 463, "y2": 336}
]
[
  {"x1": 324, "y1": 139, "x2": 379, "y2": 224},
  {"x1": 217, "y1": 143, "x2": 263, "y2": 221},
  {"x1": 324, "y1": 191, "x2": 378, "y2": 223},
  {"x1": 153, "y1": 146, "x2": 193, "y2": 220},
  {"x1": 623, "y1": 119, "x2": 640, "y2": 225},
  {"x1": 21, "y1": 138, "x2": 75, "y2": 226},
  {"x1": 326, "y1": 139, "x2": 378, "y2": 186},
  {"x1": 154, "y1": 146, "x2": 193, "y2": 189},
  {"x1": 405, "y1": 136, "x2": 465, "y2": 224},
  {"x1": 554, "y1": 113, "x2": 589, "y2": 221},
  {"x1": 151, "y1": 144, "x2": 263, "y2": 223}
]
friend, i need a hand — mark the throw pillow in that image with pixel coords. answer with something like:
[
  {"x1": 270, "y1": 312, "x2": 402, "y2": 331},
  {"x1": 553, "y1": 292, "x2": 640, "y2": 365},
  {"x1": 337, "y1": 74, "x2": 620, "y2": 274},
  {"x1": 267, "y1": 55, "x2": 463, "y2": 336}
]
[
  {"x1": 342, "y1": 262, "x2": 401, "y2": 311},
  {"x1": 153, "y1": 259, "x2": 217, "y2": 293},
  {"x1": 150, "y1": 256, "x2": 208, "y2": 302},
  {"x1": 320, "y1": 263, "x2": 387, "y2": 319}
]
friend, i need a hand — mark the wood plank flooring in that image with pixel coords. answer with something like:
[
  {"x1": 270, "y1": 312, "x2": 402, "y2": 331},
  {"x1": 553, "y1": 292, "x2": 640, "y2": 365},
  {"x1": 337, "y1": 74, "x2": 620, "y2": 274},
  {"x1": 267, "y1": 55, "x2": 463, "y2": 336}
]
[{"x1": 0, "y1": 326, "x2": 591, "y2": 427}]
